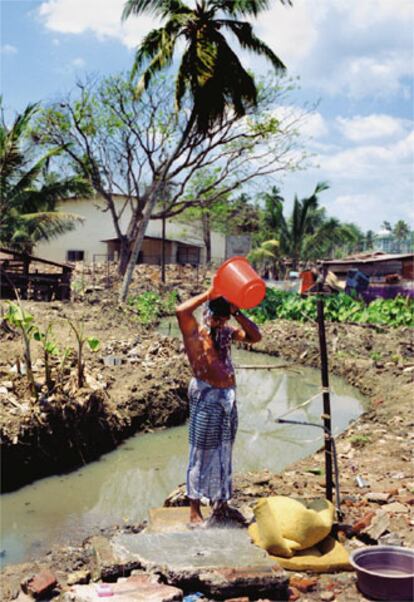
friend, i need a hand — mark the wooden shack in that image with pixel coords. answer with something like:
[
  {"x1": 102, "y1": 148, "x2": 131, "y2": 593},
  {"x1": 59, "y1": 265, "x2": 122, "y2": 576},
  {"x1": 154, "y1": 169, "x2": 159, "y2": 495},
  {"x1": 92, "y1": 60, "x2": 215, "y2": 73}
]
[
  {"x1": 0, "y1": 248, "x2": 73, "y2": 301},
  {"x1": 322, "y1": 252, "x2": 414, "y2": 300}
]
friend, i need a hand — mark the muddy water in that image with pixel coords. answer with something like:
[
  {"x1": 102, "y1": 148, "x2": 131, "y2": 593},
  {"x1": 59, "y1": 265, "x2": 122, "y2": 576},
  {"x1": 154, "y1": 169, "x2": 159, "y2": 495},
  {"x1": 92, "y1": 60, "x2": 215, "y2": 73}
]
[{"x1": 1, "y1": 321, "x2": 366, "y2": 568}]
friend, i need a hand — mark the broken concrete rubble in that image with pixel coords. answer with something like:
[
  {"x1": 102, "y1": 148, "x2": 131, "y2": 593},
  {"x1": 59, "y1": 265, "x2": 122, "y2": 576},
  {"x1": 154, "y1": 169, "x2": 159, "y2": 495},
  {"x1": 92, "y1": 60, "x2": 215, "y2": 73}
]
[
  {"x1": 110, "y1": 507, "x2": 288, "y2": 600},
  {"x1": 63, "y1": 574, "x2": 183, "y2": 602}
]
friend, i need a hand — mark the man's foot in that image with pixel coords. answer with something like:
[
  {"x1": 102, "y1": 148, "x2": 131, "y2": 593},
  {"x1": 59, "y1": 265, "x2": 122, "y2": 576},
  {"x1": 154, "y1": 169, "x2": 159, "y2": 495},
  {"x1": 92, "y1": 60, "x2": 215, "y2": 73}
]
[
  {"x1": 202, "y1": 501, "x2": 246, "y2": 529},
  {"x1": 189, "y1": 499, "x2": 204, "y2": 525}
]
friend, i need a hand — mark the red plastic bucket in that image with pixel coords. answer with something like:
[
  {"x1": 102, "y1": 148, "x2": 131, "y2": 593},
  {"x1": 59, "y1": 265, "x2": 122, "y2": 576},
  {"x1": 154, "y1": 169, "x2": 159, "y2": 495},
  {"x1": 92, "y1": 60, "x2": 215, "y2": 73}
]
[{"x1": 213, "y1": 256, "x2": 266, "y2": 309}]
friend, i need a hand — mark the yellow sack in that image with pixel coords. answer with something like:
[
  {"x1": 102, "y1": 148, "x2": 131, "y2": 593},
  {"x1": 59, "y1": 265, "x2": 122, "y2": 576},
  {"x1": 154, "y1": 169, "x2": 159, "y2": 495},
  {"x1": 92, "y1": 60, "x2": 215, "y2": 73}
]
[
  {"x1": 252, "y1": 496, "x2": 334, "y2": 558},
  {"x1": 249, "y1": 526, "x2": 351, "y2": 572}
]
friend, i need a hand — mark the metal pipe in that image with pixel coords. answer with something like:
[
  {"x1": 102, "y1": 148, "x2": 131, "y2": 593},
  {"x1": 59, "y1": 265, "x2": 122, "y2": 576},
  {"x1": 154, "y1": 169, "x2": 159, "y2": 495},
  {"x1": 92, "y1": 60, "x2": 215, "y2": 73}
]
[
  {"x1": 276, "y1": 417, "x2": 343, "y2": 521},
  {"x1": 316, "y1": 297, "x2": 333, "y2": 502}
]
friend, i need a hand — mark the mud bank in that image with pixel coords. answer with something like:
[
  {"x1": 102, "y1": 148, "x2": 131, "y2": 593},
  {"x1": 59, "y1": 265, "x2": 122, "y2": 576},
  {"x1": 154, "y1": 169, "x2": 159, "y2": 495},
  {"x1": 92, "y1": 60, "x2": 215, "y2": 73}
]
[{"x1": 1, "y1": 326, "x2": 190, "y2": 492}]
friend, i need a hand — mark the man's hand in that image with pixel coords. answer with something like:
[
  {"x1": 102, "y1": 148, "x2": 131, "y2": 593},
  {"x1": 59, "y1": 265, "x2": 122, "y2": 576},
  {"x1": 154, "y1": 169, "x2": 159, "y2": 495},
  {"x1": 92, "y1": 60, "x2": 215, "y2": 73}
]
[{"x1": 229, "y1": 303, "x2": 239, "y2": 315}]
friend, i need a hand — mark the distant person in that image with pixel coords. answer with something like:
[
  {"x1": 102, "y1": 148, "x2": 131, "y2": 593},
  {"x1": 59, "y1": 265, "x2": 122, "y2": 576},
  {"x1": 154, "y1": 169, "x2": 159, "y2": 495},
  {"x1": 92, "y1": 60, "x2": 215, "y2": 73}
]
[{"x1": 176, "y1": 286, "x2": 262, "y2": 527}]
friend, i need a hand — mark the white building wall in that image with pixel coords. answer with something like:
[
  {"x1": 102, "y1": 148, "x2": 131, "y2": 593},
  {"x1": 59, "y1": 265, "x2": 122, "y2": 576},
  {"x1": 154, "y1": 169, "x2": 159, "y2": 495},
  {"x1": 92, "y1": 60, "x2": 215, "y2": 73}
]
[{"x1": 35, "y1": 195, "x2": 226, "y2": 264}]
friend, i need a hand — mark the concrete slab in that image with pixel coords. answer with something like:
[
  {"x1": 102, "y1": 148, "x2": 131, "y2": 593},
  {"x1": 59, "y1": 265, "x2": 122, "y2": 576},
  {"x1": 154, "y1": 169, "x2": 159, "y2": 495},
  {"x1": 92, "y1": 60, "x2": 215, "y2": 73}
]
[{"x1": 112, "y1": 527, "x2": 288, "y2": 599}]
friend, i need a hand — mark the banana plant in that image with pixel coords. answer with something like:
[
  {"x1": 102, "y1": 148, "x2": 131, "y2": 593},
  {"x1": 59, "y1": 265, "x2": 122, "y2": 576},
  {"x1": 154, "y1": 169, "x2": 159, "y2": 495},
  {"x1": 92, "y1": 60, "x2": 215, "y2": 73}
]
[
  {"x1": 67, "y1": 319, "x2": 100, "y2": 388},
  {"x1": 33, "y1": 323, "x2": 59, "y2": 392},
  {"x1": 4, "y1": 301, "x2": 37, "y2": 398}
]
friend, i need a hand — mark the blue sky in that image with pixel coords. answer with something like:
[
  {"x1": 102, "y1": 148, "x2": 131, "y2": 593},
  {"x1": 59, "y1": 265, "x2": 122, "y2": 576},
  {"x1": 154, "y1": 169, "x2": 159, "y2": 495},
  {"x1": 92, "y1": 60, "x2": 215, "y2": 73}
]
[{"x1": 1, "y1": 0, "x2": 413, "y2": 232}]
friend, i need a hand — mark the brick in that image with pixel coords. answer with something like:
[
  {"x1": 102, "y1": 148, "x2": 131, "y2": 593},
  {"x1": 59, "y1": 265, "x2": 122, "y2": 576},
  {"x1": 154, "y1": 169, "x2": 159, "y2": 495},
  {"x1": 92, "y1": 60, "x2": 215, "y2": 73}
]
[
  {"x1": 290, "y1": 576, "x2": 318, "y2": 593},
  {"x1": 288, "y1": 586, "x2": 301, "y2": 601},
  {"x1": 22, "y1": 569, "x2": 58, "y2": 598}
]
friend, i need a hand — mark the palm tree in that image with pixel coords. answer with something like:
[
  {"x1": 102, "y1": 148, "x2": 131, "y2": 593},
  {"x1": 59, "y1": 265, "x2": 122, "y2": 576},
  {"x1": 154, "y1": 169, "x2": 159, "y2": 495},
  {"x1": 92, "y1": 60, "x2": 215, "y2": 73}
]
[
  {"x1": 393, "y1": 220, "x2": 410, "y2": 252},
  {"x1": 122, "y1": 0, "x2": 291, "y2": 134},
  {"x1": 279, "y1": 182, "x2": 329, "y2": 269},
  {"x1": 0, "y1": 103, "x2": 90, "y2": 253},
  {"x1": 252, "y1": 182, "x2": 361, "y2": 270},
  {"x1": 248, "y1": 238, "x2": 279, "y2": 276},
  {"x1": 365, "y1": 229, "x2": 375, "y2": 250}
]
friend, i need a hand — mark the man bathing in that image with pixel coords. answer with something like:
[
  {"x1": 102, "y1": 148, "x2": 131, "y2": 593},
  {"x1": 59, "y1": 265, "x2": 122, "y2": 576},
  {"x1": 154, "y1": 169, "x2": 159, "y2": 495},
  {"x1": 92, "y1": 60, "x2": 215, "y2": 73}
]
[{"x1": 176, "y1": 286, "x2": 262, "y2": 526}]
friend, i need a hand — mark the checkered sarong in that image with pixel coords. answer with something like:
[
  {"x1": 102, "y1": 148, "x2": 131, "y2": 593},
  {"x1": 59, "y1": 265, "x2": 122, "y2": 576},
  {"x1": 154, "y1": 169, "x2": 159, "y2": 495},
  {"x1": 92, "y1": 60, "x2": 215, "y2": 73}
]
[{"x1": 186, "y1": 378, "x2": 238, "y2": 502}]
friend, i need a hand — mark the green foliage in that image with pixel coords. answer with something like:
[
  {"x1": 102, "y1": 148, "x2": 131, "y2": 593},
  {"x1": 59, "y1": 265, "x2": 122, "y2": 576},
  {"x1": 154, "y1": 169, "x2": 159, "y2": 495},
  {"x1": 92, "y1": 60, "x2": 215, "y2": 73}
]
[
  {"x1": 67, "y1": 319, "x2": 101, "y2": 387},
  {"x1": 128, "y1": 290, "x2": 179, "y2": 325},
  {"x1": 246, "y1": 288, "x2": 414, "y2": 328},
  {"x1": 5, "y1": 301, "x2": 37, "y2": 396},
  {"x1": 5, "y1": 302, "x2": 35, "y2": 333},
  {"x1": 87, "y1": 336, "x2": 101, "y2": 352}
]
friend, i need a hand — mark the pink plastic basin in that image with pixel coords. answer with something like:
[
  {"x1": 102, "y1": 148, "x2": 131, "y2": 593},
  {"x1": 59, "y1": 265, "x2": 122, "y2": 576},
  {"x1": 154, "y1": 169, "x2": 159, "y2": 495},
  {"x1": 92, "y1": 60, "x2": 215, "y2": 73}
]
[{"x1": 350, "y1": 546, "x2": 414, "y2": 601}]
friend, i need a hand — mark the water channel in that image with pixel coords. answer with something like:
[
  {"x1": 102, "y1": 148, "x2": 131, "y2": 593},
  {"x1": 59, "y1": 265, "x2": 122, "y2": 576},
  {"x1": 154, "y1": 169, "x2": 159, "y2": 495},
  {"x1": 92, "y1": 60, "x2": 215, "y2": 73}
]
[{"x1": 1, "y1": 319, "x2": 366, "y2": 567}]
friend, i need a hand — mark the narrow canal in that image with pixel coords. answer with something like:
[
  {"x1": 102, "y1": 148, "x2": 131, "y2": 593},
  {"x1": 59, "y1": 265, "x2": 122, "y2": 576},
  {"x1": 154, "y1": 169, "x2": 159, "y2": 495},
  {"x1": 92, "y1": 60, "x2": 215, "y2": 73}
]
[{"x1": 1, "y1": 321, "x2": 366, "y2": 567}]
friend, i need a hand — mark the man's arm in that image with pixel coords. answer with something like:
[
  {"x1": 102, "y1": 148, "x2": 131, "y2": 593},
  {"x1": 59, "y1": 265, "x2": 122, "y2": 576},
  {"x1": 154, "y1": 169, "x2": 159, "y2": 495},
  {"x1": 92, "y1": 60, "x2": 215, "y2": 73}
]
[
  {"x1": 176, "y1": 287, "x2": 213, "y2": 336},
  {"x1": 231, "y1": 308, "x2": 262, "y2": 343}
]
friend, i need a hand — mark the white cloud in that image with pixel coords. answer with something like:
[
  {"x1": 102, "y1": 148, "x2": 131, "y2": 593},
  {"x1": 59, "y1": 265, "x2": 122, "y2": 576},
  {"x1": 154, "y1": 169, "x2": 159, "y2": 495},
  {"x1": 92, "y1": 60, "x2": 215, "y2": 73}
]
[
  {"x1": 1, "y1": 44, "x2": 18, "y2": 55},
  {"x1": 256, "y1": 2, "x2": 323, "y2": 68},
  {"x1": 321, "y1": 130, "x2": 414, "y2": 176},
  {"x1": 71, "y1": 57, "x2": 86, "y2": 68},
  {"x1": 38, "y1": 0, "x2": 156, "y2": 48},
  {"x1": 336, "y1": 114, "x2": 405, "y2": 142},
  {"x1": 257, "y1": 0, "x2": 413, "y2": 99},
  {"x1": 272, "y1": 106, "x2": 329, "y2": 140}
]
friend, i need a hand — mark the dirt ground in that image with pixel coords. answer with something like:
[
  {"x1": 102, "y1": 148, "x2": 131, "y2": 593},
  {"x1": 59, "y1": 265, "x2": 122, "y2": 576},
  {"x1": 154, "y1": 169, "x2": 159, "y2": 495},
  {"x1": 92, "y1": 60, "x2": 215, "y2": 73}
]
[{"x1": 1, "y1": 266, "x2": 413, "y2": 601}]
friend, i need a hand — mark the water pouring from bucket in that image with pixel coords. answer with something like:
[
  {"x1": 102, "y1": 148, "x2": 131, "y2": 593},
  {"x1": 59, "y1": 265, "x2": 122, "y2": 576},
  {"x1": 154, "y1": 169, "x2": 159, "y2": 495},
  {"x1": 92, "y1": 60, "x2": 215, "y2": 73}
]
[{"x1": 211, "y1": 256, "x2": 266, "y2": 310}]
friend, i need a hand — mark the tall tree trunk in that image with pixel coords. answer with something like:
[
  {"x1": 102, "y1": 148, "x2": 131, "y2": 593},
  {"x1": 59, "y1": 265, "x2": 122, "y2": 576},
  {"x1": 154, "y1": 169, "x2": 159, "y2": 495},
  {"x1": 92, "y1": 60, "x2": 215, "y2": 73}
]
[
  {"x1": 118, "y1": 235, "x2": 131, "y2": 276},
  {"x1": 118, "y1": 109, "x2": 198, "y2": 302},
  {"x1": 119, "y1": 194, "x2": 158, "y2": 302},
  {"x1": 161, "y1": 213, "x2": 166, "y2": 283},
  {"x1": 202, "y1": 210, "x2": 211, "y2": 264}
]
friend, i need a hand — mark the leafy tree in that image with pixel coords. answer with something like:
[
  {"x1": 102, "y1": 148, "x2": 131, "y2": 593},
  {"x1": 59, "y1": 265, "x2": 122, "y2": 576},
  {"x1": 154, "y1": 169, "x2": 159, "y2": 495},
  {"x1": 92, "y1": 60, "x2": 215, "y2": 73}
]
[
  {"x1": 36, "y1": 73, "x2": 306, "y2": 299},
  {"x1": 177, "y1": 171, "x2": 260, "y2": 262},
  {"x1": 0, "y1": 102, "x2": 89, "y2": 252},
  {"x1": 123, "y1": 0, "x2": 291, "y2": 135}
]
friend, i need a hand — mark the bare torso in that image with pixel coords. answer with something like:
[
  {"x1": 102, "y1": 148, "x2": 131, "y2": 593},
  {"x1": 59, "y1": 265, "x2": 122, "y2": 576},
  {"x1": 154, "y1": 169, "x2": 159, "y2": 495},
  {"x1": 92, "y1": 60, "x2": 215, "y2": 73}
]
[{"x1": 183, "y1": 325, "x2": 235, "y2": 388}]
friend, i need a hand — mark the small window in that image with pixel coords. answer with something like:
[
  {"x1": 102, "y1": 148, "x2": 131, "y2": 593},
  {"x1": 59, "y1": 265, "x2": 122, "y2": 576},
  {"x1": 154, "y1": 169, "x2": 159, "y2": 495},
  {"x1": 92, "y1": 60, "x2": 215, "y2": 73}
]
[{"x1": 66, "y1": 250, "x2": 84, "y2": 261}]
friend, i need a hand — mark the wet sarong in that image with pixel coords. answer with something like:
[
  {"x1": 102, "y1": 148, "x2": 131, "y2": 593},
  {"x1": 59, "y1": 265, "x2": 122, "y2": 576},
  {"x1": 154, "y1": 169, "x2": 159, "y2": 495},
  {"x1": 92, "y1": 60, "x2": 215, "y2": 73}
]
[{"x1": 186, "y1": 377, "x2": 238, "y2": 502}]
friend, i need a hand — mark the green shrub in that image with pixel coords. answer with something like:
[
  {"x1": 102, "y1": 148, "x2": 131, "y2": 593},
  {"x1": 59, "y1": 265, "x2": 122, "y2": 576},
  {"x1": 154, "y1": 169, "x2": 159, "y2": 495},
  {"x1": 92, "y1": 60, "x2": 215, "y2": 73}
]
[
  {"x1": 246, "y1": 289, "x2": 414, "y2": 328},
  {"x1": 128, "y1": 290, "x2": 179, "y2": 325}
]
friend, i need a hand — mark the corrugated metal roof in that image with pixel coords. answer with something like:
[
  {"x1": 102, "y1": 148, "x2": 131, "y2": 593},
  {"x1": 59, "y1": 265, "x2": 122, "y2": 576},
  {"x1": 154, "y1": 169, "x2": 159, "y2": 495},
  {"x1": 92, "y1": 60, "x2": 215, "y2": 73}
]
[
  {"x1": 101, "y1": 235, "x2": 204, "y2": 248},
  {"x1": 323, "y1": 252, "x2": 413, "y2": 265}
]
